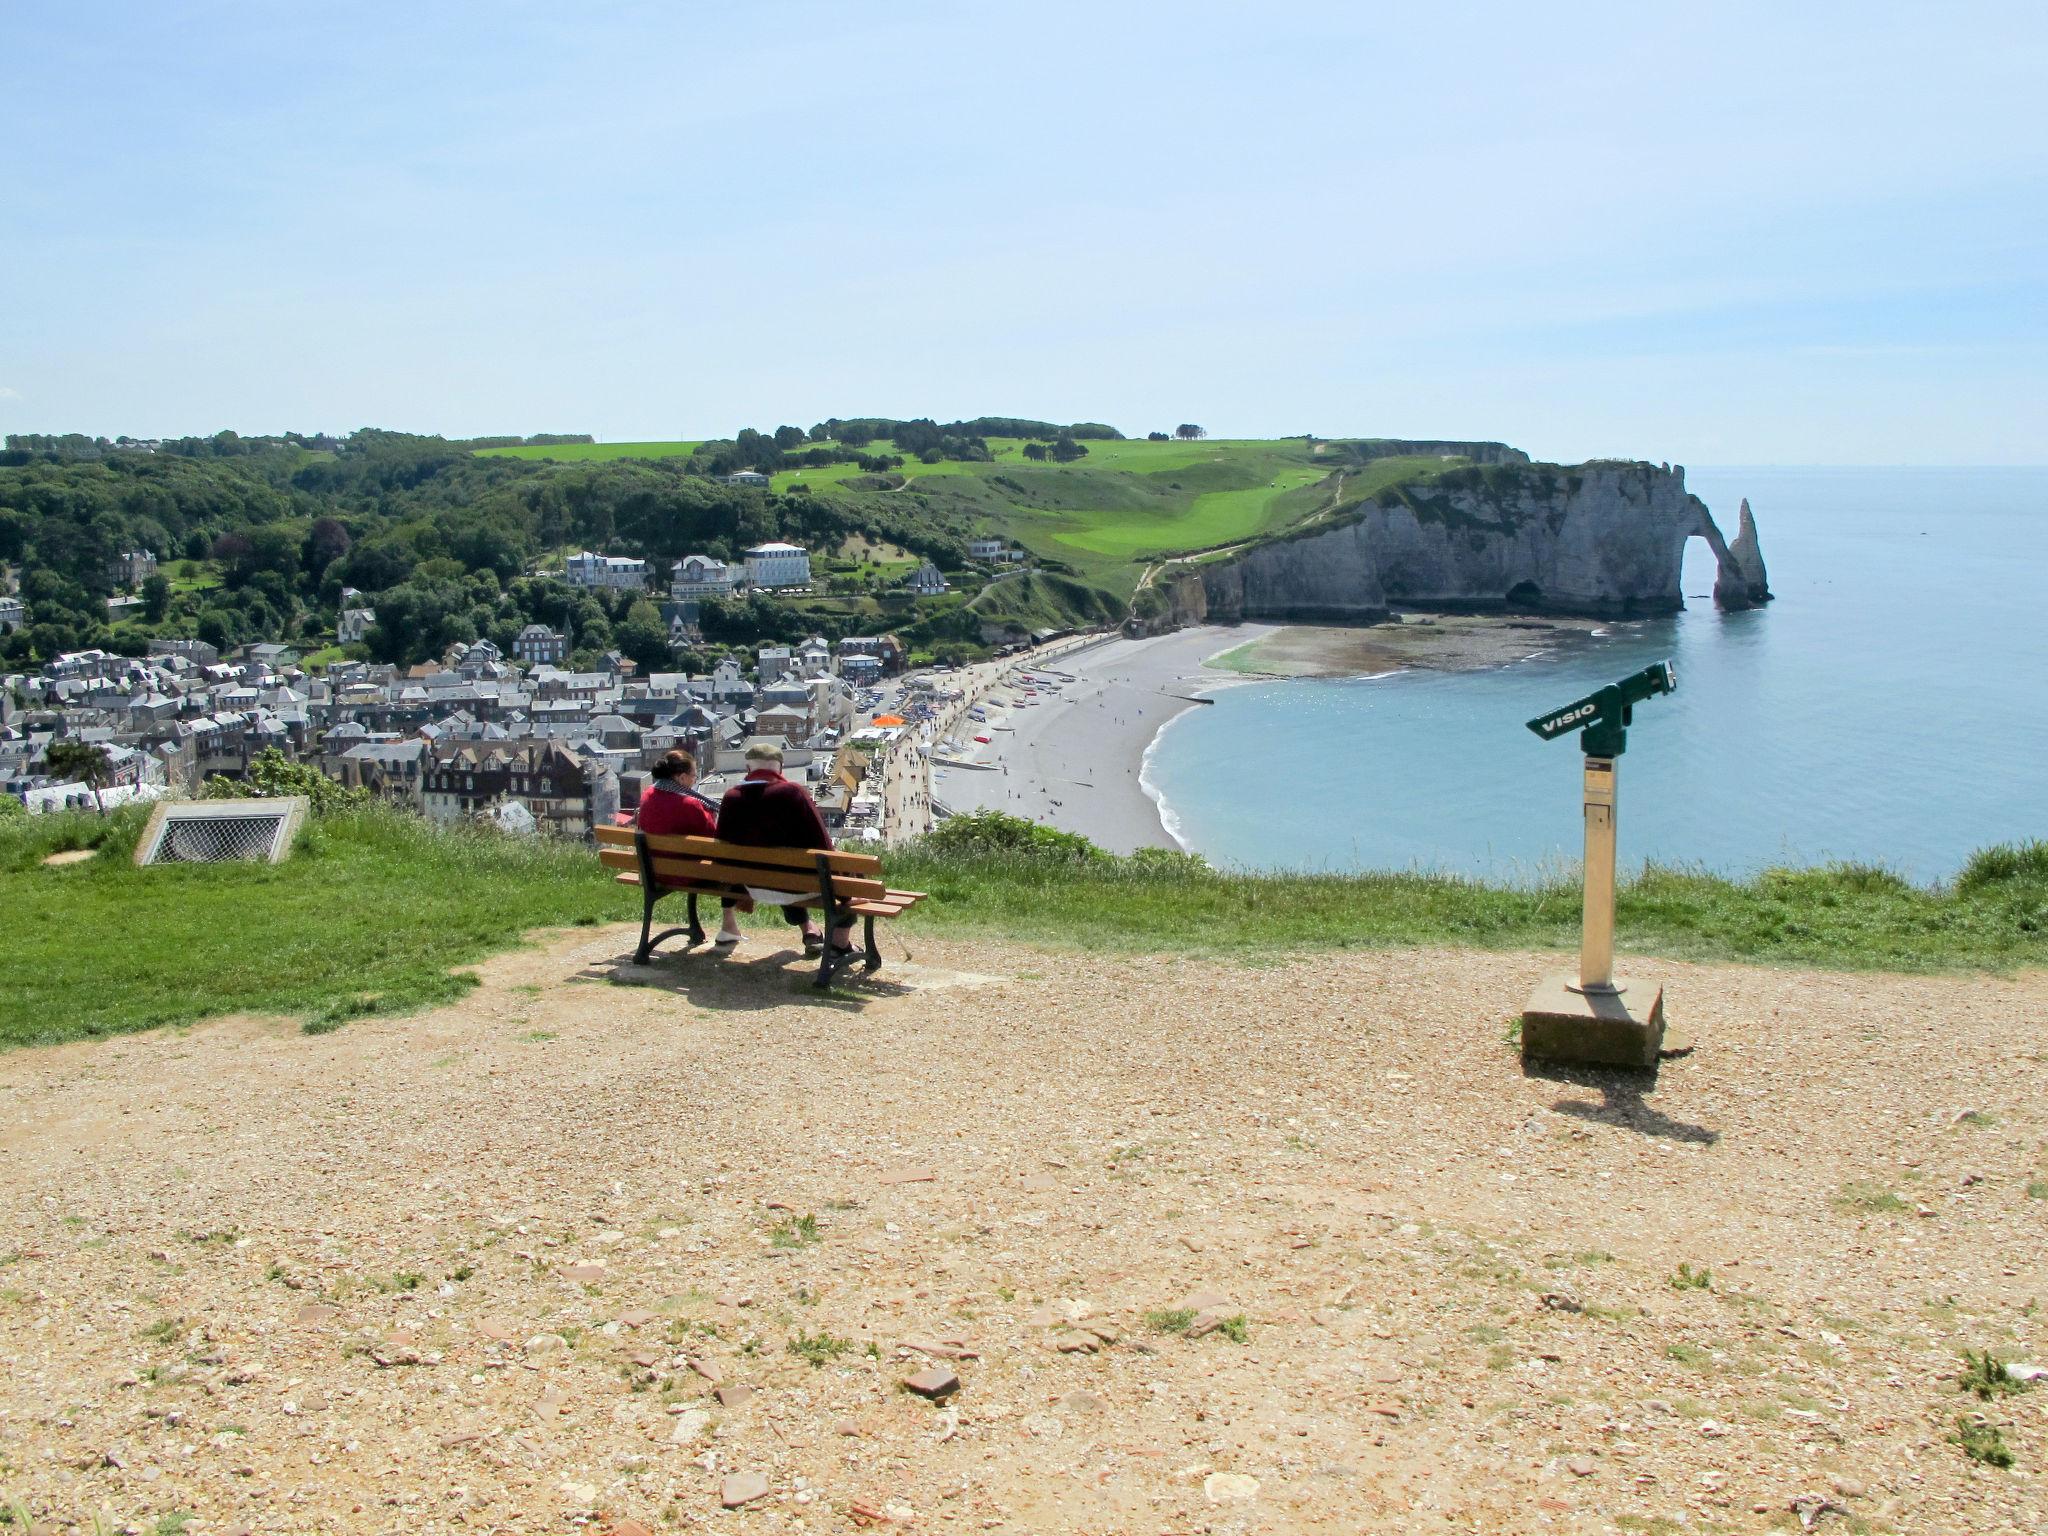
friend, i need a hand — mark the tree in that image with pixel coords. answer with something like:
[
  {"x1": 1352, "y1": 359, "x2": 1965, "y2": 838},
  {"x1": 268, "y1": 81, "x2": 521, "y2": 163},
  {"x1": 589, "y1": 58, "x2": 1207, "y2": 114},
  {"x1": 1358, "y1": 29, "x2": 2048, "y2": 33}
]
[
  {"x1": 43, "y1": 739, "x2": 112, "y2": 813},
  {"x1": 772, "y1": 425, "x2": 806, "y2": 451},
  {"x1": 206, "y1": 746, "x2": 366, "y2": 814},
  {"x1": 1021, "y1": 442, "x2": 1050, "y2": 462},
  {"x1": 1146, "y1": 431, "x2": 1170, "y2": 442},
  {"x1": 303, "y1": 516, "x2": 351, "y2": 575},
  {"x1": 140, "y1": 572, "x2": 171, "y2": 622},
  {"x1": 1049, "y1": 432, "x2": 1089, "y2": 463},
  {"x1": 616, "y1": 598, "x2": 673, "y2": 672},
  {"x1": 1174, "y1": 423, "x2": 1206, "y2": 441}
]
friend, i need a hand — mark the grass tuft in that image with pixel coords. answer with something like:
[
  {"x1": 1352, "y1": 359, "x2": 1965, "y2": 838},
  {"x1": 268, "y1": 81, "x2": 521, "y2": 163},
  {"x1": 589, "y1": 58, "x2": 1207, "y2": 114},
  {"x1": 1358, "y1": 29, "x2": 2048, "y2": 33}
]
[
  {"x1": 1959, "y1": 1348, "x2": 2034, "y2": 1400},
  {"x1": 1951, "y1": 1414, "x2": 2015, "y2": 1467},
  {"x1": 770, "y1": 1214, "x2": 820, "y2": 1249},
  {"x1": 787, "y1": 1329, "x2": 855, "y2": 1367}
]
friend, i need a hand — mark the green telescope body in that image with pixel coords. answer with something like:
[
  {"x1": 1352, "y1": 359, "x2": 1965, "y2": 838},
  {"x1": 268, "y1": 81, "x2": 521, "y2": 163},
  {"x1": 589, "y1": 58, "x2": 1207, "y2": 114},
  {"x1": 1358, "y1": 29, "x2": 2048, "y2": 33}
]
[{"x1": 1526, "y1": 660, "x2": 1676, "y2": 757}]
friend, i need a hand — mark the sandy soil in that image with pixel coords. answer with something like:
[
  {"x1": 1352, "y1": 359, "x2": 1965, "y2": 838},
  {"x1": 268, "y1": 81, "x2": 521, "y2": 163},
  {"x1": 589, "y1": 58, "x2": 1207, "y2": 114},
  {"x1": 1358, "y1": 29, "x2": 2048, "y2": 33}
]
[
  {"x1": 2, "y1": 930, "x2": 2044, "y2": 1535},
  {"x1": 1213, "y1": 615, "x2": 1613, "y2": 679}
]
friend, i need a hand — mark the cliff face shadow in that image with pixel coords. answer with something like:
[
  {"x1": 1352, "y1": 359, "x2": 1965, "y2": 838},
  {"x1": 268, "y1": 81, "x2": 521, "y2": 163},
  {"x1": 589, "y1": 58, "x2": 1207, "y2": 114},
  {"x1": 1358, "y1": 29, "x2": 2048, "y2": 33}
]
[
  {"x1": 577, "y1": 944, "x2": 918, "y2": 1013},
  {"x1": 1525, "y1": 1060, "x2": 1720, "y2": 1146}
]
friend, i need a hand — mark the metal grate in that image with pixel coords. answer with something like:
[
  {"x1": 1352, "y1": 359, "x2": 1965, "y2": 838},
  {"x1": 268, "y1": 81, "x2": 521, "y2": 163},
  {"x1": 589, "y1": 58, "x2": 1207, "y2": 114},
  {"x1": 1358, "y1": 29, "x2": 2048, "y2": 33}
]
[
  {"x1": 157, "y1": 814, "x2": 289, "y2": 863},
  {"x1": 134, "y1": 797, "x2": 307, "y2": 867}
]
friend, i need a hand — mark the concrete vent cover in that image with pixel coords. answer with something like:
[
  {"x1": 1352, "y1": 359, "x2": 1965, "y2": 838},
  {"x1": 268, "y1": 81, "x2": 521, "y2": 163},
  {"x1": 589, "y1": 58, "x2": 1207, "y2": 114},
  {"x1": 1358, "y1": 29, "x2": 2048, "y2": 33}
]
[{"x1": 134, "y1": 797, "x2": 307, "y2": 866}]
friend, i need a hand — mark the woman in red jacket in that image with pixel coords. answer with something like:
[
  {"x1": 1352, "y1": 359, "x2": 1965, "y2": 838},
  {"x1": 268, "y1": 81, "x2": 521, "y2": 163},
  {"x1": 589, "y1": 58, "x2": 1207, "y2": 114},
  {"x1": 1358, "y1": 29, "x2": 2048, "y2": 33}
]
[{"x1": 635, "y1": 750, "x2": 746, "y2": 946}]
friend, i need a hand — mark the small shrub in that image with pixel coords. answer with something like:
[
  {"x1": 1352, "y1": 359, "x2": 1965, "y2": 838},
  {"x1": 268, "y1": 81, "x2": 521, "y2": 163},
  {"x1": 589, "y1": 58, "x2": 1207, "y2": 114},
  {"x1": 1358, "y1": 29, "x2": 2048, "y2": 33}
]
[
  {"x1": 1959, "y1": 1348, "x2": 2033, "y2": 1400},
  {"x1": 1144, "y1": 1307, "x2": 1197, "y2": 1335},
  {"x1": 787, "y1": 1329, "x2": 855, "y2": 1367},
  {"x1": 1951, "y1": 1414, "x2": 2014, "y2": 1467},
  {"x1": 1956, "y1": 840, "x2": 2048, "y2": 892},
  {"x1": 924, "y1": 810, "x2": 1105, "y2": 862},
  {"x1": 1215, "y1": 1313, "x2": 1250, "y2": 1344},
  {"x1": 140, "y1": 1315, "x2": 184, "y2": 1343},
  {"x1": 1669, "y1": 1262, "x2": 1712, "y2": 1290}
]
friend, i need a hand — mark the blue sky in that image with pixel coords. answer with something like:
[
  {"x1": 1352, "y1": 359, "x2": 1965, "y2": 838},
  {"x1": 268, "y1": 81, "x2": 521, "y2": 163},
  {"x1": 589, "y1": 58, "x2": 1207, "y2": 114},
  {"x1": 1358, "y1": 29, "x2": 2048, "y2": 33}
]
[{"x1": 4, "y1": 0, "x2": 2043, "y2": 462}]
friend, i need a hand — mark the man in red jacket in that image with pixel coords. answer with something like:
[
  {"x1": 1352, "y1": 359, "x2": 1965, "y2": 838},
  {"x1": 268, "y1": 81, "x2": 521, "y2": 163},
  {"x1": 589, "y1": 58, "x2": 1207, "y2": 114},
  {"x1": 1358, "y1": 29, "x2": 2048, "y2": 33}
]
[{"x1": 718, "y1": 743, "x2": 854, "y2": 956}]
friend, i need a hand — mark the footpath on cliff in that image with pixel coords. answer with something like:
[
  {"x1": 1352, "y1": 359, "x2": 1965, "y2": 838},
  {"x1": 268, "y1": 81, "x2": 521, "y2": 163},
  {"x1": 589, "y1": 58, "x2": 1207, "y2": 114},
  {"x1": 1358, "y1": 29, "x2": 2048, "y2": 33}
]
[{"x1": 2, "y1": 926, "x2": 2043, "y2": 1535}]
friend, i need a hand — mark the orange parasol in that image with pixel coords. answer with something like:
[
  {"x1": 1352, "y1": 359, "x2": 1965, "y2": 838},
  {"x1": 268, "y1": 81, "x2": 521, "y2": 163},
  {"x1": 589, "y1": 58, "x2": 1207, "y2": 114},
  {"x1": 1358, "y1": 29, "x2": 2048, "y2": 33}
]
[{"x1": 872, "y1": 713, "x2": 907, "y2": 726}]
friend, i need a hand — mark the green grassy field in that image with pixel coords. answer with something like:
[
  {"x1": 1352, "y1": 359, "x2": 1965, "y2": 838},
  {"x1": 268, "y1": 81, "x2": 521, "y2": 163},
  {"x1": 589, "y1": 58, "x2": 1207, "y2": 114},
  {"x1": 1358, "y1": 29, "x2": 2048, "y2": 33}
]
[
  {"x1": 474, "y1": 440, "x2": 702, "y2": 462},
  {"x1": 5, "y1": 806, "x2": 2044, "y2": 1050}
]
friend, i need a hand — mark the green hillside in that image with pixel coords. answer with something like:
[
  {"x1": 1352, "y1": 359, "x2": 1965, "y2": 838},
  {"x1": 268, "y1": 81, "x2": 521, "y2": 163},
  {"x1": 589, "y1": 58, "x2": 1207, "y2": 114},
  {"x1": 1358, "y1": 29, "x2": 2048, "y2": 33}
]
[{"x1": 481, "y1": 434, "x2": 1457, "y2": 599}]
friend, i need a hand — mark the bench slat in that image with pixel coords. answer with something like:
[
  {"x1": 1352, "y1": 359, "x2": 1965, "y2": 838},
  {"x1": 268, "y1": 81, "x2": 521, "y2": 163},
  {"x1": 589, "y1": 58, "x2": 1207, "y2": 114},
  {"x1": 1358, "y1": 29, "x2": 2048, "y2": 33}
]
[
  {"x1": 595, "y1": 825, "x2": 881, "y2": 877},
  {"x1": 599, "y1": 847, "x2": 889, "y2": 902},
  {"x1": 618, "y1": 870, "x2": 907, "y2": 913}
]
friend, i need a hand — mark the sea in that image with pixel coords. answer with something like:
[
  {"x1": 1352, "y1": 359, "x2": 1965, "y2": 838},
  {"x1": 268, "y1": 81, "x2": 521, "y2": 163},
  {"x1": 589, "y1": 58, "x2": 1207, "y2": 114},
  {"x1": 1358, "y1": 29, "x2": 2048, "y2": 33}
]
[{"x1": 1142, "y1": 467, "x2": 2048, "y2": 884}]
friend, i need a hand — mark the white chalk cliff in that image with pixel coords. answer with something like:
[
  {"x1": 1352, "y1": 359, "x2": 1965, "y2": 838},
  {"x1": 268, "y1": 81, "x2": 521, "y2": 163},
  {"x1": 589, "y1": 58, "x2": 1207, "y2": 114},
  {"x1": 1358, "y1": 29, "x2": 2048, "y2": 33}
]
[{"x1": 1178, "y1": 462, "x2": 1769, "y2": 624}]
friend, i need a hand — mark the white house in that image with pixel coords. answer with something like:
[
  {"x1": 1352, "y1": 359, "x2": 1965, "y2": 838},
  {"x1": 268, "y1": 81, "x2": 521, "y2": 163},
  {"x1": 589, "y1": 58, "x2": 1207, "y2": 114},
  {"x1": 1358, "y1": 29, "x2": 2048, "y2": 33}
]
[
  {"x1": 724, "y1": 470, "x2": 771, "y2": 489},
  {"x1": 744, "y1": 542, "x2": 811, "y2": 589},
  {"x1": 0, "y1": 595, "x2": 23, "y2": 633},
  {"x1": 669, "y1": 554, "x2": 737, "y2": 600},
  {"x1": 906, "y1": 561, "x2": 949, "y2": 595},
  {"x1": 564, "y1": 550, "x2": 650, "y2": 591},
  {"x1": 338, "y1": 607, "x2": 376, "y2": 645},
  {"x1": 968, "y1": 537, "x2": 1024, "y2": 563}
]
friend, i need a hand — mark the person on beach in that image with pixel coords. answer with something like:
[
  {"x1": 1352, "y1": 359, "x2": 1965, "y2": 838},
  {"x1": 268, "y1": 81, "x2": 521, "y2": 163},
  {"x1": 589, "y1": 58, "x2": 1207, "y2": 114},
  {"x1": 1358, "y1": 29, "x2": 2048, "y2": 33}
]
[
  {"x1": 718, "y1": 742, "x2": 856, "y2": 958},
  {"x1": 634, "y1": 750, "x2": 746, "y2": 945}
]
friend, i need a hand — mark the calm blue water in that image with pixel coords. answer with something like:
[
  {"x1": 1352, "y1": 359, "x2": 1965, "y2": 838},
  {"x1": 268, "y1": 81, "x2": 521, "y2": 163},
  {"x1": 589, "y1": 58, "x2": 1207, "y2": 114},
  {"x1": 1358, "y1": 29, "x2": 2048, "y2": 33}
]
[{"x1": 1145, "y1": 468, "x2": 2048, "y2": 883}]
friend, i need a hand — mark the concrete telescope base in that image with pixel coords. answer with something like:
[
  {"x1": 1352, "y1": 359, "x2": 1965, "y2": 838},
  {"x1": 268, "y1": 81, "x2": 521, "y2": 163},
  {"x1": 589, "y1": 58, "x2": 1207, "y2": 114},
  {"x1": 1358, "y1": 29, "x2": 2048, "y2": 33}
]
[{"x1": 1521, "y1": 974, "x2": 1666, "y2": 1069}]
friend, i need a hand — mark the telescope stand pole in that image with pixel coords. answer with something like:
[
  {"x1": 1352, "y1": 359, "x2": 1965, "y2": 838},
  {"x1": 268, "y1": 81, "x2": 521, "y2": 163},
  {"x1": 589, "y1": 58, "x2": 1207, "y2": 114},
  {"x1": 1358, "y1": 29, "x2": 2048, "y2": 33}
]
[{"x1": 1575, "y1": 755, "x2": 1619, "y2": 995}]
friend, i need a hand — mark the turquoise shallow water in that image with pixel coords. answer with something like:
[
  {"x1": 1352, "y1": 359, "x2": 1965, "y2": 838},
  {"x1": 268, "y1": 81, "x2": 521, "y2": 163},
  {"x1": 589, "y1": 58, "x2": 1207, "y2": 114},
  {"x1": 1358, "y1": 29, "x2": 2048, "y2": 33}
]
[{"x1": 1143, "y1": 467, "x2": 2048, "y2": 883}]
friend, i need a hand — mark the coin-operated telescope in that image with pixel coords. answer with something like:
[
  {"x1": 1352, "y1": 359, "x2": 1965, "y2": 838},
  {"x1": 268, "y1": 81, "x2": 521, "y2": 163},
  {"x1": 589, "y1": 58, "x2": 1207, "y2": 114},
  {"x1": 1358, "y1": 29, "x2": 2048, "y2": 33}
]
[{"x1": 1519, "y1": 661, "x2": 1676, "y2": 1066}]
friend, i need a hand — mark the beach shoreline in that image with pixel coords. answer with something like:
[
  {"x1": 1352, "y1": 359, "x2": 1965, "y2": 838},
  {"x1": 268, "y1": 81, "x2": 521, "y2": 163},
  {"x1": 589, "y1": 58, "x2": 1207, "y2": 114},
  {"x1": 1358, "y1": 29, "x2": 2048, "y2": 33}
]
[
  {"x1": 931, "y1": 625, "x2": 1279, "y2": 853},
  {"x1": 934, "y1": 615, "x2": 1607, "y2": 854}
]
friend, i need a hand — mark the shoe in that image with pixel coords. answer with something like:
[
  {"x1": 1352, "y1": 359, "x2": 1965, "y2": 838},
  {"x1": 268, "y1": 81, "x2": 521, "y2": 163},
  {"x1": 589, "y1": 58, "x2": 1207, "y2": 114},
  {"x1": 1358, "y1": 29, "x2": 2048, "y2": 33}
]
[{"x1": 713, "y1": 931, "x2": 742, "y2": 948}]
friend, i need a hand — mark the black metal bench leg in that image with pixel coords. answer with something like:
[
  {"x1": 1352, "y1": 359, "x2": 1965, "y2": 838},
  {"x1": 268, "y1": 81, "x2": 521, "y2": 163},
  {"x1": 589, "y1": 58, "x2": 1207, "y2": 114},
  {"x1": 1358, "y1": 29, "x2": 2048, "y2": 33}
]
[
  {"x1": 636, "y1": 882, "x2": 658, "y2": 965},
  {"x1": 687, "y1": 893, "x2": 706, "y2": 946},
  {"x1": 862, "y1": 914, "x2": 881, "y2": 973}
]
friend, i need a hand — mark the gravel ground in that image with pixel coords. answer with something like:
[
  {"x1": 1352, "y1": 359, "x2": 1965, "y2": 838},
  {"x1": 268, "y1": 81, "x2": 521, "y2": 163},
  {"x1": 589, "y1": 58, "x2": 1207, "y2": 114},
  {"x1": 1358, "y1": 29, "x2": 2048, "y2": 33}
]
[{"x1": 2, "y1": 929, "x2": 2044, "y2": 1535}]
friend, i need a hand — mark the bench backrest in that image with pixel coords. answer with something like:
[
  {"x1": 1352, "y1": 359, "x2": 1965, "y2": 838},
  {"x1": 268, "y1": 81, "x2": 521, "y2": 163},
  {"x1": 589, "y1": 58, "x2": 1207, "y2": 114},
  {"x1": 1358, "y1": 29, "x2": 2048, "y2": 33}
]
[{"x1": 594, "y1": 825, "x2": 888, "y2": 902}]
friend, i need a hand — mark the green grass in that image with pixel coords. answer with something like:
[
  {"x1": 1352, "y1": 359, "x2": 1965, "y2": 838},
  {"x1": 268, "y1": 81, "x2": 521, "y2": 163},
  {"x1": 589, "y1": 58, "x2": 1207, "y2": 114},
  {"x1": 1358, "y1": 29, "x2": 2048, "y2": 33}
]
[
  {"x1": 0, "y1": 804, "x2": 635, "y2": 1049},
  {"x1": 889, "y1": 820, "x2": 2048, "y2": 973},
  {"x1": 473, "y1": 440, "x2": 702, "y2": 462},
  {"x1": 1051, "y1": 466, "x2": 1330, "y2": 559},
  {"x1": 787, "y1": 1329, "x2": 856, "y2": 1367},
  {"x1": 5, "y1": 807, "x2": 2044, "y2": 1050},
  {"x1": 1833, "y1": 1180, "x2": 1908, "y2": 1214}
]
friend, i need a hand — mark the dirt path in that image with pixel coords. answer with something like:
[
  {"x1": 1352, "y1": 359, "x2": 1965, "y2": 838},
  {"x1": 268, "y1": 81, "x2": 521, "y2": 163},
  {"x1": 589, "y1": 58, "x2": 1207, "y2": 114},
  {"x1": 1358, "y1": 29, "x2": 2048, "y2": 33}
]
[{"x1": 2, "y1": 932, "x2": 2043, "y2": 1534}]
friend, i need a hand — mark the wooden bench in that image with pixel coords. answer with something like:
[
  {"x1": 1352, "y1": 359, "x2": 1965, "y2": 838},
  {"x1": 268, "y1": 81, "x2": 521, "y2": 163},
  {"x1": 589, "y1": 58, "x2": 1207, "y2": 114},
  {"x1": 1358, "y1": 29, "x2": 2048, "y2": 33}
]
[{"x1": 594, "y1": 826, "x2": 927, "y2": 988}]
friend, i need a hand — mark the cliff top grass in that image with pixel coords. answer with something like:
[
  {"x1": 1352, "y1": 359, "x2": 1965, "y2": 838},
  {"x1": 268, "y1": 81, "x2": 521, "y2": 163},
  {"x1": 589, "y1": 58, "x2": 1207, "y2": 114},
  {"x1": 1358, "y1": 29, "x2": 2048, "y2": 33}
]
[{"x1": 4, "y1": 805, "x2": 2044, "y2": 1052}]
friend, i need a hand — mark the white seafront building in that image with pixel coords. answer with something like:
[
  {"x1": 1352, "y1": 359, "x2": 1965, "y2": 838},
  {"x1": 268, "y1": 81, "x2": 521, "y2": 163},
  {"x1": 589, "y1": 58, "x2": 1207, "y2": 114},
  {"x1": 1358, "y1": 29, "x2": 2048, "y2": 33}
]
[
  {"x1": 744, "y1": 542, "x2": 811, "y2": 589},
  {"x1": 564, "y1": 551, "x2": 650, "y2": 591}
]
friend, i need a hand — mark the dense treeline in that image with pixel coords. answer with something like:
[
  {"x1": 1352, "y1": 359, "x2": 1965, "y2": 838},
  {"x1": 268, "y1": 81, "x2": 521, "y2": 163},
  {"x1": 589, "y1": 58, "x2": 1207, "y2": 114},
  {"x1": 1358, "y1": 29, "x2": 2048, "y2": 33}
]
[{"x1": 0, "y1": 429, "x2": 977, "y2": 668}]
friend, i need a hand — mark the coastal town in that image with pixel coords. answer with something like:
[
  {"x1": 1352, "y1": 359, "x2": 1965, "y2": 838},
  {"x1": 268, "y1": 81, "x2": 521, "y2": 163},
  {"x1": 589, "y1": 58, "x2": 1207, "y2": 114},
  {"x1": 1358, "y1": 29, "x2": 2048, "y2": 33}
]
[{"x1": 0, "y1": 532, "x2": 1082, "y2": 841}]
